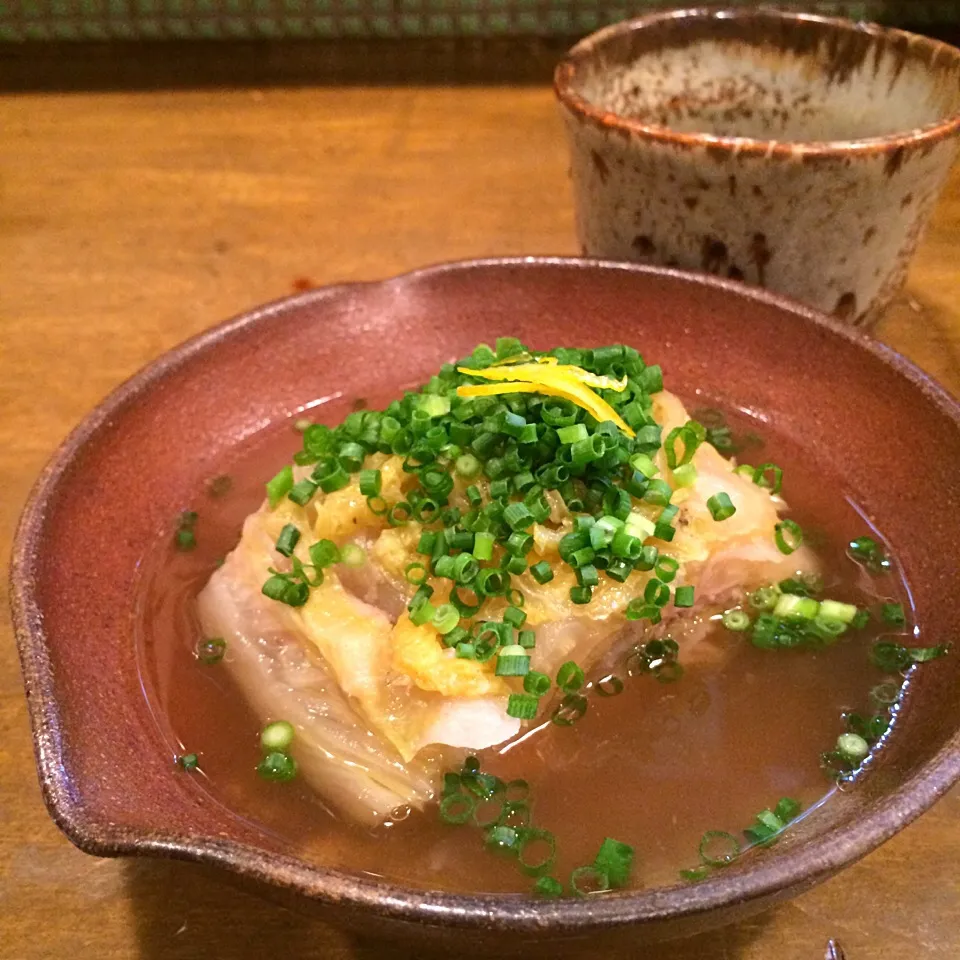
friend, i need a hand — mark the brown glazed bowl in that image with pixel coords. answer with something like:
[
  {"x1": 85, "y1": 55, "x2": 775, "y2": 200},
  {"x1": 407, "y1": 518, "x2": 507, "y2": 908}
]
[{"x1": 10, "y1": 258, "x2": 960, "y2": 951}]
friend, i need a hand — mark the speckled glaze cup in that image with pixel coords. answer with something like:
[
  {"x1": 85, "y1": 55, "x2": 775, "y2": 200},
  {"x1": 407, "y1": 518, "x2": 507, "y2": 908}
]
[{"x1": 555, "y1": 8, "x2": 960, "y2": 328}]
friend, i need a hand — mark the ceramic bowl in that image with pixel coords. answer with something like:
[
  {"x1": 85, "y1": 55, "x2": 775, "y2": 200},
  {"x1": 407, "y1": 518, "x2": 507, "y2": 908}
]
[
  {"x1": 10, "y1": 258, "x2": 960, "y2": 951},
  {"x1": 555, "y1": 8, "x2": 960, "y2": 328}
]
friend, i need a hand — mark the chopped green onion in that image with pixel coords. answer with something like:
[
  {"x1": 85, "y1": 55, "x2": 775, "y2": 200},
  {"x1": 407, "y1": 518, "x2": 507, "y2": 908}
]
[
  {"x1": 593, "y1": 837, "x2": 634, "y2": 889},
  {"x1": 674, "y1": 585, "x2": 695, "y2": 608},
  {"x1": 773, "y1": 594, "x2": 818, "y2": 620},
  {"x1": 630, "y1": 453, "x2": 658, "y2": 478},
  {"x1": 358, "y1": 468, "x2": 382, "y2": 497},
  {"x1": 503, "y1": 605, "x2": 527, "y2": 628},
  {"x1": 654, "y1": 555, "x2": 679, "y2": 582},
  {"x1": 196, "y1": 637, "x2": 226, "y2": 665},
  {"x1": 644, "y1": 578, "x2": 670, "y2": 607},
  {"x1": 557, "y1": 423, "x2": 589, "y2": 444},
  {"x1": 625, "y1": 599, "x2": 661, "y2": 623},
  {"x1": 749, "y1": 585, "x2": 780, "y2": 611},
  {"x1": 533, "y1": 876, "x2": 563, "y2": 897},
  {"x1": 870, "y1": 682, "x2": 900, "y2": 707},
  {"x1": 309, "y1": 539, "x2": 340, "y2": 568},
  {"x1": 175, "y1": 528, "x2": 196, "y2": 551},
  {"x1": 274, "y1": 523, "x2": 301, "y2": 558},
  {"x1": 404, "y1": 562, "x2": 427, "y2": 585},
  {"x1": 775, "y1": 519, "x2": 803, "y2": 555},
  {"x1": 288, "y1": 478, "x2": 318, "y2": 506},
  {"x1": 476, "y1": 568, "x2": 507, "y2": 597},
  {"x1": 552, "y1": 693, "x2": 588, "y2": 726},
  {"x1": 774, "y1": 797, "x2": 802, "y2": 822},
  {"x1": 673, "y1": 463, "x2": 697, "y2": 487},
  {"x1": 503, "y1": 502, "x2": 534, "y2": 531},
  {"x1": 432, "y1": 604, "x2": 461, "y2": 635},
  {"x1": 699, "y1": 830, "x2": 740, "y2": 867},
  {"x1": 262, "y1": 575, "x2": 309, "y2": 607},
  {"x1": 455, "y1": 453, "x2": 481, "y2": 479},
  {"x1": 473, "y1": 532, "x2": 495, "y2": 561},
  {"x1": 177, "y1": 753, "x2": 199, "y2": 771},
  {"x1": 496, "y1": 645, "x2": 531, "y2": 676},
  {"x1": 569, "y1": 585, "x2": 593, "y2": 605},
  {"x1": 524, "y1": 671, "x2": 550, "y2": 696},
  {"x1": 506, "y1": 693, "x2": 539, "y2": 720},
  {"x1": 266, "y1": 465, "x2": 294, "y2": 508},
  {"x1": 519, "y1": 829, "x2": 558, "y2": 876},
  {"x1": 261, "y1": 720, "x2": 295, "y2": 752},
  {"x1": 518, "y1": 629, "x2": 536, "y2": 649},
  {"x1": 340, "y1": 543, "x2": 366, "y2": 567},
  {"x1": 818, "y1": 599, "x2": 858, "y2": 624},
  {"x1": 707, "y1": 492, "x2": 736, "y2": 521},
  {"x1": 643, "y1": 479, "x2": 672, "y2": 507},
  {"x1": 439, "y1": 792, "x2": 475, "y2": 825},
  {"x1": 881, "y1": 603, "x2": 906, "y2": 626},
  {"x1": 752, "y1": 463, "x2": 783, "y2": 495},
  {"x1": 530, "y1": 560, "x2": 554, "y2": 584},
  {"x1": 722, "y1": 609, "x2": 751, "y2": 632},
  {"x1": 570, "y1": 865, "x2": 610, "y2": 897},
  {"x1": 907, "y1": 644, "x2": 950, "y2": 663},
  {"x1": 257, "y1": 751, "x2": 298, "y2": 782},
  {"x1": 409, "y1": 600, "x2": 436, "y2": 627},
  {"x1": 836, "y1": 732, "x2": 870, "y2": 763},
  {"x1": 595, "y1": 674, "x2": 624, "y2": 697},
  {"x1": 557, "y1": 661, "x2": 585, "y2": 694},
  {"x1": 871, "y1": 641, "x2": 911, "y2": 672}
]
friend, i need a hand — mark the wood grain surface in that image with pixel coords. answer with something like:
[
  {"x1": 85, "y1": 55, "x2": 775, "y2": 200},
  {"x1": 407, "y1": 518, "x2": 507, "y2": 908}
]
[{"x1": 3, "y1": 76, "x2": 960, "y2": 960}]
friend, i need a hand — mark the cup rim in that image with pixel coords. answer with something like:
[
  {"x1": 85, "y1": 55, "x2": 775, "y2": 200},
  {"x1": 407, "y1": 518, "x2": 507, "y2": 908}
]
[{"x1": 554, "y1": 6, "x2": 960, "y2": 159}]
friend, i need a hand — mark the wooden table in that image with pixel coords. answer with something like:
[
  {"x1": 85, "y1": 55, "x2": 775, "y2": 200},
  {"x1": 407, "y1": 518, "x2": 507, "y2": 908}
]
[{"x1": 3, "y1": 58, "x2": 960, "y2": 960}]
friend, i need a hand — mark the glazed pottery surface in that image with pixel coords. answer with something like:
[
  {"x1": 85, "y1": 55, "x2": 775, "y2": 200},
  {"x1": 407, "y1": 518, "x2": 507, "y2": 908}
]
[
  {"x1": 10, "y1": 259, "x2": 960, "y2": 950},
  {"x1": 555, "y1": 8, "x2": 960, "y2": 328}
]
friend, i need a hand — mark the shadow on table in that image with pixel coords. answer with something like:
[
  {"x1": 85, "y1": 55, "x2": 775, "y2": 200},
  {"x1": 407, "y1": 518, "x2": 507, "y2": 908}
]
[{"x1": 125, "y1": 856, "x2": 772, "y2": 960}]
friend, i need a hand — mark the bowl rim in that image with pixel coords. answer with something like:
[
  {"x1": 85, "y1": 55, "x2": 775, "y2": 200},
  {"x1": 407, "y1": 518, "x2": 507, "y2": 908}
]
[
  {"x1": 10, "y1": 255, "x2": 960, "y2": 933},
  {"x1": 554, "y1": 6, "x2": 960, "y2": 160}
]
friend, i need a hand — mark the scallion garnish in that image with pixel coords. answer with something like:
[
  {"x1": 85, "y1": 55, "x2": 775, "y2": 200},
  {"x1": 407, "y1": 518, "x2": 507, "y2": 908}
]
[
  {"x1": 698, "y1": 830, "x2": 740, "y2": 867},
  {"x1": 274, "y1": 523, "x2": 301, "y2": 558},
  {"x1": 196, "y1": 636, "x2": 226, "y2": 665},
  {"x1": 556, "y1": 661, "x2": 585, "y2": 694},
  {"x1": 340, "y1": 543, "x2": 366, "y2": 567},
  {"x1": 774, "y1": 519, "x2": 803, "y2": 555},
  {"x1": 256, "y1": 751, "x2": 297, "y2": 783},
  {"x1": 174, "y1": 510, "x2": 198, "y2": 551},
  {"x1": 593, "y1": 837, "x2": 634, "y2": 889},
  {"x1": 721, "y1": 609, "x2": 751, "y2": 632},
  {"x1": 707, "y1": 492, "x2": 736, "y2": 522},
  {"x1": 881, "y1": 602, "x2": 906, "y2": 626},
  {"x1": 261, "y1": 720, "x2": 295, "y2": 752},
  {"x1": 569, "y1": 865, "x2": 610, "y2": 897},
  {"x1": 751, "y1": 463, "x2": 783, "y2": 495},
  {"x1": 506, "y1": 693, "x2": 539, "y2": 720},
  {"x1": 848, "y1": 535, "x2": 891, "y2": 573},
  {"x1": 533, "y1": 876, "x2": 563, "y2": 897},
  {"x1": 266, "y1": 465, "x2": 294, "y2": 508},
  {"x1": 551, "y1": 693, "x2": 588, "y2": 726}
]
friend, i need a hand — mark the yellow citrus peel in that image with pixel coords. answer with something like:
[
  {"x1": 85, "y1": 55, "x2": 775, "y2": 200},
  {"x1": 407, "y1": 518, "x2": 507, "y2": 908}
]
[{"x1": 455, "y1": 357, "x2": 635, "y2": 437}]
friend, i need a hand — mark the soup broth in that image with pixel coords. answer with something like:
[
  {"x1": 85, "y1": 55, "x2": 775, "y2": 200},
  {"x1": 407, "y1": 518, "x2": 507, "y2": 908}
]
[{"x1": 137, "y1": 397, "x2": 910, "y2": 894}]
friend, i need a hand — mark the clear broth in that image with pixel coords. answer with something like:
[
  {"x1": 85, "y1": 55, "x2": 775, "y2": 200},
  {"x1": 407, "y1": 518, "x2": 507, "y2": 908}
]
[{"x1": 136, "y1": 398, "x2": 909, "y2": 893}]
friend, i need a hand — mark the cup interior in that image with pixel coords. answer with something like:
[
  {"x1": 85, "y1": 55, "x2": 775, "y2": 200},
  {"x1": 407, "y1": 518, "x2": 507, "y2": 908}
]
[{"x1": 564, "y1": 10, "x2": 960, "y2": 143}]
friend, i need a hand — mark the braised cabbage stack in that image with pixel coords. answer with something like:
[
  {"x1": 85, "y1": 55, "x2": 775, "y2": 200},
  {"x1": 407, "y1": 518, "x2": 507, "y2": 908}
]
[{"x1": 198, "y1": 340, "x2": 816, "y2": 824}]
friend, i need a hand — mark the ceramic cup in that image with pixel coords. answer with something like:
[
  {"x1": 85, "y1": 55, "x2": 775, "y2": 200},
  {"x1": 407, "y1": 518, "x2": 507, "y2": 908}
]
[{"x1": 555, "y1": 8, "x2": 960, "y2": 328}]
